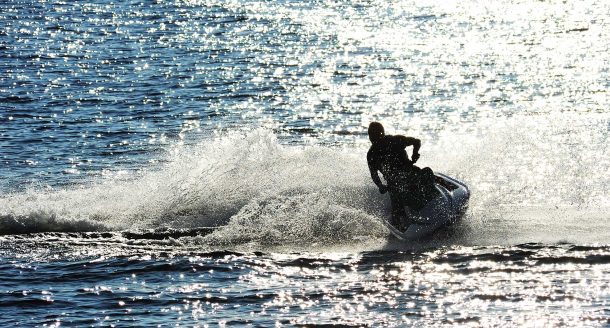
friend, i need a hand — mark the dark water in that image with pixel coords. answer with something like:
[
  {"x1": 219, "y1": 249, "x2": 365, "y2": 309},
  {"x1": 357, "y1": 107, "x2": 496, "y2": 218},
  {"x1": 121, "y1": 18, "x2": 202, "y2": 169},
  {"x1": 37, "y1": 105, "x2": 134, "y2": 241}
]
[
  {"x1": 1, "y1": 0, "x2": 609, "y2": 326},
  {"x1": 2, "y1": 235, "x2": 610, "y2": 327}
]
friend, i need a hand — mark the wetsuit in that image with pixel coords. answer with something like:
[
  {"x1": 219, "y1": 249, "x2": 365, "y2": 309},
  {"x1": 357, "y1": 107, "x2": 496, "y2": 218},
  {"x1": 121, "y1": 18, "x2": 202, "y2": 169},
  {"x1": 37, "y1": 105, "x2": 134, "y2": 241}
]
[{"x1": 367, "y1": 135, "x2": 437, "y2": 229}]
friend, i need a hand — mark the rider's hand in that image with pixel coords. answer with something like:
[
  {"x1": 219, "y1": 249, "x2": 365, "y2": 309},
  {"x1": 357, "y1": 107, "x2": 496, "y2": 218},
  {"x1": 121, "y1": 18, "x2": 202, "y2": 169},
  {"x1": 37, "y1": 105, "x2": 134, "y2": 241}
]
[
  {"x1": 412, "y1": 152, "x2": 420, "y2": 163},
  {"x1": 378, "y1": 185, "x2": 388, "y2": 194}
]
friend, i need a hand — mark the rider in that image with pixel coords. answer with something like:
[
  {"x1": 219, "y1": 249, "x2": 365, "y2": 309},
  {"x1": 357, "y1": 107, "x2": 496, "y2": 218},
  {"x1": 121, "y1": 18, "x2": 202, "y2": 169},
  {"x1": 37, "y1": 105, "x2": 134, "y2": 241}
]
[{"x1": 367, "y1": 122, "x2": 438, "y2": 230}]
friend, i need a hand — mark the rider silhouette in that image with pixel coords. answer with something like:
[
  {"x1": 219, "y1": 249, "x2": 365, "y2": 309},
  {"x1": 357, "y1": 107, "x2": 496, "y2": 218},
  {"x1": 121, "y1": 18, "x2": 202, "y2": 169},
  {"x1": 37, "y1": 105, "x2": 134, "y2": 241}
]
[{"x1": 367, "y1": 122, "x2": 438, "y2": 230}]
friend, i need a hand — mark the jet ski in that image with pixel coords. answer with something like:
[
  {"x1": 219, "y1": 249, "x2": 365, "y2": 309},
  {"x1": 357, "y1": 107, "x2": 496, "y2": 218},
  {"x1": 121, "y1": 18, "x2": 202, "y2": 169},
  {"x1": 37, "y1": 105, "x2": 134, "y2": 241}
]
[{"x1": 382, "y1": 173, "x2": 470, "y2": 241}]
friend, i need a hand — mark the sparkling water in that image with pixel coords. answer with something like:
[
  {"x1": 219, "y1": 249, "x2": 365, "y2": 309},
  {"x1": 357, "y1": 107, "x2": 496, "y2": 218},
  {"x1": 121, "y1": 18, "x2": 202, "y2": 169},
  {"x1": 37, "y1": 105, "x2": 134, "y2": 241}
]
[{"x1": 1, "y1": 0, "x2": 609, "y2": 326}]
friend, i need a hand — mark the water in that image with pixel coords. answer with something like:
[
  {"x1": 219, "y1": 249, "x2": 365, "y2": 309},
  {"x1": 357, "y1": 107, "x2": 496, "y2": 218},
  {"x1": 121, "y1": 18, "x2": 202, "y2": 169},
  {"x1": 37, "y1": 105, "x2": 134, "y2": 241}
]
[{"x1": 1, "y1": 0, "x2": 609, "y2": 326}]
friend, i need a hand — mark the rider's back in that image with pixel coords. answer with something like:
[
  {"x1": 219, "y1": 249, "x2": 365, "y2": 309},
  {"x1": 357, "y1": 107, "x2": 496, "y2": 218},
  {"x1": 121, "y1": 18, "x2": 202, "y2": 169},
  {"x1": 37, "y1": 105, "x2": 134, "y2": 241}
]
[{"x1": 367, "y1": 135, "x2": 413, "y2": 186}]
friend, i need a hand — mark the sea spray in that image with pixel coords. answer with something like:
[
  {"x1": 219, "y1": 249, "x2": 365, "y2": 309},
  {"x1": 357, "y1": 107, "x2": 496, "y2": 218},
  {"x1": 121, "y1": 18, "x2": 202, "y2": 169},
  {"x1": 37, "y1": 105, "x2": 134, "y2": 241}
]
[
  {"x1": 0, "y1": 130, "x2": 385, "y2": 238},
  {"x1": 203, "y1": 190, "x2": 389, "y2": 248},
  {"x1": 2, "y1": 114, "x2": 609, "y2": 246}
]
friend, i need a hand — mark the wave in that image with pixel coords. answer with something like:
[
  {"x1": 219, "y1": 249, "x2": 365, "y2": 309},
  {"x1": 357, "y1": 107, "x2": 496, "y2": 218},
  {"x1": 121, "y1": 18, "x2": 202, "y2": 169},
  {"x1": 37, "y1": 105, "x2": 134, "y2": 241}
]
[
  {"x1": 202, "y1": 190, "x2": 389, "y2": 248},
  {"x1": 0, "y1": 130, "x2": 389, "y2": 241},
  {"x1": 1, "y1": 113, "x2": 609, "y2": 248}
]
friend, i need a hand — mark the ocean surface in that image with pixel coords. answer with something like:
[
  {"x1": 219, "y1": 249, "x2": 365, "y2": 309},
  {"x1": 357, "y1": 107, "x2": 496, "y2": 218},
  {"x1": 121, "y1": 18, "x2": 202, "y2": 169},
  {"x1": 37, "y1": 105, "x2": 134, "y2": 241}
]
[{"x1": 1, "y1": 0, "x2": 609, "y2": 326}]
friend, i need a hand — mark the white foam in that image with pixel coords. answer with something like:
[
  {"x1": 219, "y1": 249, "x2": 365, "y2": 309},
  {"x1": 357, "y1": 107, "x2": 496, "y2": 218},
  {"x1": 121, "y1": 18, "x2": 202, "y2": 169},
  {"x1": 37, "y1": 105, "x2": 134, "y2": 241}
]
[
  {"x1": 423, "y1": 113, "x2": 610, "y2": 245},
  {"x1": 0, "y1": 130, "x2": 388, "y2": 239},
  {"x1": 1, "y1": 114, "x2": 608, "y2": 247}
]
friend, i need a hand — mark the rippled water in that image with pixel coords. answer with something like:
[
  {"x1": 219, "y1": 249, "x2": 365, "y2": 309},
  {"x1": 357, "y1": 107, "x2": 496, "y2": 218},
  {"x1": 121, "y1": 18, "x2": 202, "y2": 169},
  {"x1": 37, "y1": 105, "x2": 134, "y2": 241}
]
[
  {"x1": 1, "y1": 0, "x2": 609, "y2": 326},
  {"x1": 2, "y1": 238, "x2": 610, "y2": 326},
  {"x1": 3, "y1": 0, "x2": 608, "y2": 185}
]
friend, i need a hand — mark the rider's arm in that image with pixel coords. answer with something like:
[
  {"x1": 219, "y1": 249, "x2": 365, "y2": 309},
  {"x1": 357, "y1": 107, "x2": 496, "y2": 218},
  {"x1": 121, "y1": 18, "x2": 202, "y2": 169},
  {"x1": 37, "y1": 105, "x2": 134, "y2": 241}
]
[
  {"x1": 395, "y1": 135, "x2": 421, "y2": 161},
  {"x1": 367, "y1": 151, "x2": 386, "y2": 193}
]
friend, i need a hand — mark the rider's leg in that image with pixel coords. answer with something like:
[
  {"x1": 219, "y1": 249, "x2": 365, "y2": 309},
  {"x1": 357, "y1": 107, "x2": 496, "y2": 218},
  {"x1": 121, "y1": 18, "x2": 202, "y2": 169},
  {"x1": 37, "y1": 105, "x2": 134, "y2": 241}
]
[
  {"x1": 420, "y1": 167, "x2": 440, "y2": 202},
  {"x1": 389, "y1": 192, "x2": 407, "y2": 230}
]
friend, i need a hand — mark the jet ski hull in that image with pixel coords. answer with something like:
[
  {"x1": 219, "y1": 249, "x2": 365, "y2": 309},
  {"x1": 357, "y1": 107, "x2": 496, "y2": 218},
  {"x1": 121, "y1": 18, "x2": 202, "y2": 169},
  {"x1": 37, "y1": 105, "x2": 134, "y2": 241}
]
[{"x1": 383, "y1": 173, "x2": 470, "y2": 241}]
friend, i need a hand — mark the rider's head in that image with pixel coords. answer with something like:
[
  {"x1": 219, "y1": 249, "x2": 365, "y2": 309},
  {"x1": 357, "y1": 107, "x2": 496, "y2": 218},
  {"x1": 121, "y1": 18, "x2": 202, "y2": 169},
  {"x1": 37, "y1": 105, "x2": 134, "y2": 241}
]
[{"x1": 368, "y1": 122, "x2": 384, "y2": 143}]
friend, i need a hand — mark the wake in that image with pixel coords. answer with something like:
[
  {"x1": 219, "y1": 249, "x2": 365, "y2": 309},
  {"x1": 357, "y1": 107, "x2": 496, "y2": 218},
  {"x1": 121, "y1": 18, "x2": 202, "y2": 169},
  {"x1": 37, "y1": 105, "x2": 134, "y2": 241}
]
[{"x1": 1, "y1": 113, "x2": 609, "y2": 248}]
